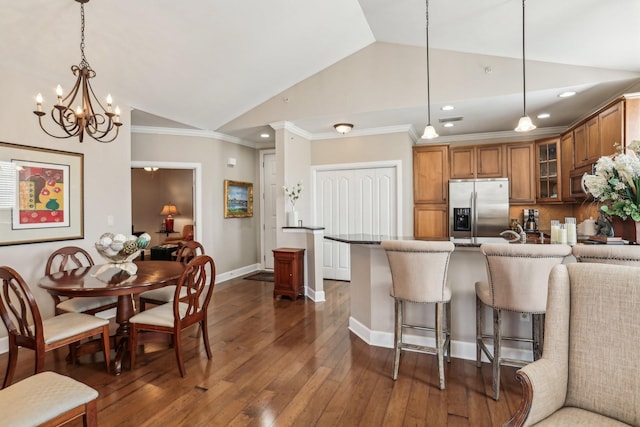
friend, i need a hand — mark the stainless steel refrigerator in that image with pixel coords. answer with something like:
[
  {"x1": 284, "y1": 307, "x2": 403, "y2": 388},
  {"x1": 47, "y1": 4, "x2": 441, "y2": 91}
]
[{"x1": 449, "y1": 178, "x2": 509, "y2": 239}]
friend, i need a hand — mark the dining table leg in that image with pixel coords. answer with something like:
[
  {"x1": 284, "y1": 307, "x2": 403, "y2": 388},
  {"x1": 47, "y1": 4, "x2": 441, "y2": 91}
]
[{"x1": 112, "y1": 294, "x2": 136, "y2": 375}]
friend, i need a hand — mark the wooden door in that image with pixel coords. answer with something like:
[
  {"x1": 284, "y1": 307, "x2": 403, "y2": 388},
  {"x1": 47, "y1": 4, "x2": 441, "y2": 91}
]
[
  {"x1": 599, "y1": 101, "x2": 623, "y2": 157},
  {"x1": 560, "y1": 132, "x2": 574, "y2": 201},
  {"x1": 507, "y1": 142, "x2": 535, "y2": 204},
  {"x1": 476, "y1": 145, "x2": 503, "y2": 178},
  {"x1": 449, "y1": 147, "x2": 475, "y2": 179}
]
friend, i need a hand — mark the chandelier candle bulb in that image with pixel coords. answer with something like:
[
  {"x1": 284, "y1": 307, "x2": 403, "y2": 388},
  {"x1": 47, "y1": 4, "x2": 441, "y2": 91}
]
[
  {"x1": 35, "y1": 94, "x2": 43, "y2": 112},
  {"x1": 56, "y1": 85, "x2": 63, "y2": 104}
]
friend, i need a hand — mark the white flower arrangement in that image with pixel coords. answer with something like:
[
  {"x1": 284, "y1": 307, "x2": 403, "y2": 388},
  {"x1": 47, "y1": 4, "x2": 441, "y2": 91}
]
[
  {"x1": 283, "y1": 181, "x2": 303, "y2": 208},
  {"x1": 583, "y1": 140, "x2": 640, "y2": 221}
]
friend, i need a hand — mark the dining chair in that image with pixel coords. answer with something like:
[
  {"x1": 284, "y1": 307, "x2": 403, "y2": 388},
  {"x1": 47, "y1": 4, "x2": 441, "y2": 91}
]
[
  {"x1": 476, "y1": 243, "x2": 571, "y2": 400},
  {"x1": 381, "y1": 240, "x2": 455, "y2": 389},
  {"x1": 0, "y1": 266, "x2": 111, "y2": 388},
  {"x1": 45, "y1": 246, "x2": 118, "y2": 315},
  {"x1": 129, "y1": 254, "x2": 216, "y2": 377},
  {"x1": 138, "y1": 241, "x2": 205, "y2": 311}
]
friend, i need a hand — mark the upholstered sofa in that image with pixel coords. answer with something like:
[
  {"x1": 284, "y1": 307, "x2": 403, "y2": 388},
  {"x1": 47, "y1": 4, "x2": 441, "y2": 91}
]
[{"x1": 505, "y1": 263, "x2": 639, "y2": 426}]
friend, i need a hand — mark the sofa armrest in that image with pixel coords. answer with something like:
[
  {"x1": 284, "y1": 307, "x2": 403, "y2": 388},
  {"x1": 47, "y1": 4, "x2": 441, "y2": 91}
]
[{"x1": 504, "y1": 358, "x2": 567, "y2": 427}]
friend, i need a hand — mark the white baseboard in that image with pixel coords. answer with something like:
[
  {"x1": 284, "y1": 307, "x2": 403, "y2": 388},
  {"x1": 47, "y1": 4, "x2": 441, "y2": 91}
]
[{"x1": 348, "y1": 316, "x2": 533, "y2": 364}]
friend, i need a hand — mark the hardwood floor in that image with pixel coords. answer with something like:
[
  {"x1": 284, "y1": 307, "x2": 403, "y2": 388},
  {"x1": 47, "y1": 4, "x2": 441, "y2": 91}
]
[{"x1": 0, "y1": 277, "x2": 523, "y2": 426}]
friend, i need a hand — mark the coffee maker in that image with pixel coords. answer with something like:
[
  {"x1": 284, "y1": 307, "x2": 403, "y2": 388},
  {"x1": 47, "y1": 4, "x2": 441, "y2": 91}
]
[{"x1": 523, "y1": 209, "x2": 539, "y2": 232}]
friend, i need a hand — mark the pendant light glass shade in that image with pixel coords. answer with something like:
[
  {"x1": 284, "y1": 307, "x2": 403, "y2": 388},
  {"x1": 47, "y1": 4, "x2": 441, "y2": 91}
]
[
  {"x1": 422, "y1": 124, "x2": 439, "y2": 139},
  {"x1": 515, "y1": 115, "x2": 536, "y2": 132},
  {"x1": 514, "y1": 0, "x2": 535, "y2": 133}
]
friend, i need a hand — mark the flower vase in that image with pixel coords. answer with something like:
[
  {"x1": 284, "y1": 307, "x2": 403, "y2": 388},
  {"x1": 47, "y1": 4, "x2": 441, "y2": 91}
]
[{"x1": 288, "y1": 210, "x2": 299, "y2": 227}]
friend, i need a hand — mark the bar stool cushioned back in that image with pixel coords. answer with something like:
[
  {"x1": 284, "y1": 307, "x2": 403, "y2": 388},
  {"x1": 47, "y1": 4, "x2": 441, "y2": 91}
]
[
  {"x1": 476, "y1": 243, "x2": 571, "y2": 400},
  {"x1": 381, "y1": 240, "x2": 455, "y2": 389}
]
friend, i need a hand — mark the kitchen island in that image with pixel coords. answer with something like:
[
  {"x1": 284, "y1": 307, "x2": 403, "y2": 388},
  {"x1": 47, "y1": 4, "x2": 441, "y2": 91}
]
[{"x1": 325, "y1": 234, "x2": 558, "y2": 362}]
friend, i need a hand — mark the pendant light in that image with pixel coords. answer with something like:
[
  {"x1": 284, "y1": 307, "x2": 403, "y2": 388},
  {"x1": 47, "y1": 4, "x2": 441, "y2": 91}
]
[
  {"x1": 515, "y1": 0, "x2": 536, "y2": 132},
  {"x1": 421, "y1": 0, "x2": 438, "y2": 139}
]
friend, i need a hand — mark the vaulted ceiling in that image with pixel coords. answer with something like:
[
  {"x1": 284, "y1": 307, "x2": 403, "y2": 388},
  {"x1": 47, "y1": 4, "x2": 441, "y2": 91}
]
[{"x1": 3, "y1": 0, "x2": 639, "y2": 145}]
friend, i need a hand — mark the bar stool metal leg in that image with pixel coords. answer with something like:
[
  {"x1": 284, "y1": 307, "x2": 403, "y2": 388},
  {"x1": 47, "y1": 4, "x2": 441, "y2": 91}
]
[{"x1": 392, "y1": 298, "x2": 403, "y2": 380}]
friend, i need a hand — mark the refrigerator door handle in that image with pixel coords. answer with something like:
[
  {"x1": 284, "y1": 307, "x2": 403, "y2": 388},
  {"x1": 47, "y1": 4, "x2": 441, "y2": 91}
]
[{"x1": 473, "y1": 191, "x2": 478, "y2": 237}]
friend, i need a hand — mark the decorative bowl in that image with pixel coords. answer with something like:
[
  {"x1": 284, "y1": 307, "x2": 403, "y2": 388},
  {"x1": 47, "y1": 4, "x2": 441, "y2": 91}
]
[{"x1": 93, "y1": 232, "x2": 151, "y2": 275}]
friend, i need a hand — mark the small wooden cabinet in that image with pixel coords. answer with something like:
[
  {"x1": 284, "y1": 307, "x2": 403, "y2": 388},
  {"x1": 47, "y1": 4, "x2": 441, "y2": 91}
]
[
  {"x1": 449, "y1": 145, "x2": 503, "y2": 179},
  {"x1": 273, "y1": 248, "x2": 305, "y2": 299}
]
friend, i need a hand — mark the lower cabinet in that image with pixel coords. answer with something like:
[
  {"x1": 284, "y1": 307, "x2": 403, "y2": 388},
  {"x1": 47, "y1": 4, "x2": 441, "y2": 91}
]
[
  {"x1": 273, "y1": 248, "x2": 305, "y2": 299},
  {"x1": 414, "y1": 204, "x2": 448, "y2": 238}
]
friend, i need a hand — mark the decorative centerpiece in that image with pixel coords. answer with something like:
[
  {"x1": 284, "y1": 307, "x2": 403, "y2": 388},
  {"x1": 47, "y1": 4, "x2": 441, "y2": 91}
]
[
  {"x1": 283, "y1": 181, "x2": 303, "y2": 227},
  {"x1": 583, "y1": 140, "x2": 640, "y2": 242},
  {"x1": 92, "y1": 232, "x2": 151, "y2": 276}
]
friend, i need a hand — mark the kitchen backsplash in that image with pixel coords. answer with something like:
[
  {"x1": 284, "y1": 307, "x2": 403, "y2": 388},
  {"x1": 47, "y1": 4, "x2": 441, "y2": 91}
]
[{"x1": 509, "y1": 202, "x2": 600, "y2": 233}]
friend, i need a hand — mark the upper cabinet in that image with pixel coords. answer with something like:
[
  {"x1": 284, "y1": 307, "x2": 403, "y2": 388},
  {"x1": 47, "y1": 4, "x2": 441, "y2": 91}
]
[
  {"x1": 536, "y1": 137, "x2": 560, "y2": 202},
  {"x1": 506, "y1": 142, "x2": 535, "y2": 204},
  {"x1": 449, "y1": 145, "x2": 503, "y2": 179},
  {"x1": 560, "y1": 132, "x2": 574, "y2": 202},
  {"x1": 414, "y1": 145, "x2": 449, "y2": 204}
]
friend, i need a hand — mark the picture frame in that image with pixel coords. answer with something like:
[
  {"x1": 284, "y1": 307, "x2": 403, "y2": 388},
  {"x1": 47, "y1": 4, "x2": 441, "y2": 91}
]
[
  {"x1": 224, "y1": 179, "x2": 253, "y2": 218},
  {"x1": 0, "y1": 142, "x2": 84, "y2": 246}
]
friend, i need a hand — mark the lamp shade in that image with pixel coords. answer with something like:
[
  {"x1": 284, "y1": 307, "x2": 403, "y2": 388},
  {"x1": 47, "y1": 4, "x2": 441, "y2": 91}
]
[
  {"x1": 160, "y1": 204, "x2": 180, "y2": 216},
  {"x1": 421, "y1": 124, "x2": 439, "y2": 139},
  {"x1": 515, "y1": 115, "x2": 536, "y2": 132}
]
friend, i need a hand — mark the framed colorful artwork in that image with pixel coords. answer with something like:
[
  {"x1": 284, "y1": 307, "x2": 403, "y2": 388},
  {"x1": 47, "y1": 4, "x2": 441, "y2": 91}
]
[
  {"x1": 0, "y1": 142, "x2": 84, "y2": 245},
  {"x1": 224, "y1": 179, "x2": 253, "y2": 218}
]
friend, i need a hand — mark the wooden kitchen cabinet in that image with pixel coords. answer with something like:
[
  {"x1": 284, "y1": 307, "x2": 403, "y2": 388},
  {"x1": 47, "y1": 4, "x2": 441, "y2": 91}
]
[
  {"x1": 599, "y1": 101, "x2": 623, "y2": 156},
  {"x1": 449, "y1": 145, "x2": 503, "y2": 179},
  {"x1": 413, "y1": 145, "x2": 449, "y2": 238},
  {"x1": 413, "y1": 145, "x2": 449, "y2": 204},
  {"x1": 560, "y1": 132, "x2": 574, "y2": 202},
  {"x1": 506, "y1": 141, "x2": 535, "y2": 204},
  {"x1": 273, "y1": 248, "x2": 304, "y2": 300},
  {"x1": 414, "y1": 204, "x2": 448, "y2": 239},
  {"x1": 536, "y1": 137, "x2": 561, "y2": 202}
]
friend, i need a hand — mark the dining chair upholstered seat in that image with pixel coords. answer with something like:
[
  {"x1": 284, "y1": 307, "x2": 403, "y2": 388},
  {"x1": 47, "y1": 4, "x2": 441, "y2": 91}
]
[
  {"x1": 572, "y1": 244, "x2": 640, "y2": 265},
  {"x1": 138, "y1": 241, "x2": 205, "y2": 311},
  {"x1": 129, "y1": 254, "x2": 216, "y2": 377},
  {"x1": 381, "y1": 240, "x2": 455, "y2": 390},
  {"x1": 476, "y1": 243, "x2": 571, "y2": 401},
  {"x1": 505, "y1": 263, "x2": 640, "y2": 426},
  {"x1": 0, "y1": 266, "x2": 110, "y2": 388},
  {"x1": 45, "y1": 246, "x2": 117, "y2": 315},
  {"x1": 0, "y1": 371, "x2": 98, "y2": 426}
]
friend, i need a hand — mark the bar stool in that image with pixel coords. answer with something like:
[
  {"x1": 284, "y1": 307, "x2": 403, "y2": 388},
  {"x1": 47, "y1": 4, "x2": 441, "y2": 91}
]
[
  {"x1": 381, "y1": 240, "x2": 455, "y2": 390},
  {"x1": 572, "y1": 244, "x2": 640, "y2": 265},
  {"x1": 476, "y1": 243, "x2": 571, "y2": 400}
]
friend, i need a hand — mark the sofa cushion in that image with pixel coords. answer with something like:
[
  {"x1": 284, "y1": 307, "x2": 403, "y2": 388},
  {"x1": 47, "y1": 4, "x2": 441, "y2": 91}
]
[
  {"x1": 564, "y1": 263, "x2": 640, "y2": 426},
  {"x1": 535, "y1": 407, "x2": 631, "y2": 426}
]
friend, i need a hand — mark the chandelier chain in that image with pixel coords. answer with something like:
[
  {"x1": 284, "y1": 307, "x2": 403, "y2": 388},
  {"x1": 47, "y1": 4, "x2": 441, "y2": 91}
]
[{"x1": 79, "y1": 3, "x2": 90, "y2": 70}]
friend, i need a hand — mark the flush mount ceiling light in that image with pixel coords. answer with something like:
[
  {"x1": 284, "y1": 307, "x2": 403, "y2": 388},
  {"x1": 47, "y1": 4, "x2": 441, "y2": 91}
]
[
  {"x1": 421, "y1": 0, "x2": 438, "y2": 140},
  {"x1": 33, "y1": 0, "x2": 122, "y2": 143},
  {"x1": 441, "y1": 105, "x2": 454, "y2": 111},
  {"x1": 260, "y1": 133, "x2": 270, "y2": 138},
  {"x1": 537, "y1": 113, "x2": 551, "y2": 119},
  {"x1": 515, "y1": 0, "x2": 536, "y2": 133},
  {"x1": 334, "y1": 123, "x2": 354, "y2": 134}
]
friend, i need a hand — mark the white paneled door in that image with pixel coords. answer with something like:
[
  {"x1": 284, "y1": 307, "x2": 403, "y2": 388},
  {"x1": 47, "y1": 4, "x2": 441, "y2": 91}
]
[{"x1": 316, "y1": 166, "x2": 397, "y2": 281}]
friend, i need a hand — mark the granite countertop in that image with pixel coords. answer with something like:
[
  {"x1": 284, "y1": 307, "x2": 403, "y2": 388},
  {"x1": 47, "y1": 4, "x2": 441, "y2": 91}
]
[{"x1": 324, "y1": 234, "x2": 492, "y2": 247}]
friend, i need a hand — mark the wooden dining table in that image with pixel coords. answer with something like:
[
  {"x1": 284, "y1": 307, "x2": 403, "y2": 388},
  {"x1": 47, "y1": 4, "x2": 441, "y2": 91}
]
[{"x1": 39, "y1": 260, "x2": 184, "y2": 375}]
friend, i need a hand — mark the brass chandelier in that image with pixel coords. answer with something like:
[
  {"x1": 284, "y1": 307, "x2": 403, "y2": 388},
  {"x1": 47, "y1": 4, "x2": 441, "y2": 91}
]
[{"x1": 33, "y1": 0, "x2": 122, "y2": 143}]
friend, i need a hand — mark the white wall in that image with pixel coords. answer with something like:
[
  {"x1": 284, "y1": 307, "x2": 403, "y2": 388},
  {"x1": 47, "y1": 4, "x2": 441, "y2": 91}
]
[{"x1": 0, "y1": 63, "x2": 133, "y2": 339}]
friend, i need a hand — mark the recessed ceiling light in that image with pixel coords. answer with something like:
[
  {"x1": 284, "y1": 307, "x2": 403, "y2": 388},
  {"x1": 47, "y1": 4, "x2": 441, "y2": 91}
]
[
  {"x1": 260, "y1": 133, "x2": 270, "y2": 138},
  {"x1": 558, "y1": 91, "x2": 576, "y2": 98},
  {"x1": 537, "y1": 113, "x2": 551, "y2": 119},
  {"x1": 441, "y1": 105, "x2": 454, "y2": 111},
  {"x1": 443, "y1": 123, "x2": 454, "y2": 128}
]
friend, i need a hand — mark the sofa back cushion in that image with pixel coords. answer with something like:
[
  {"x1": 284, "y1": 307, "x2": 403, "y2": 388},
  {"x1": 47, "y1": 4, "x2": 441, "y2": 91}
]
[{"x1": 565, "y1": 263, "x2": 640, "y2": 425}]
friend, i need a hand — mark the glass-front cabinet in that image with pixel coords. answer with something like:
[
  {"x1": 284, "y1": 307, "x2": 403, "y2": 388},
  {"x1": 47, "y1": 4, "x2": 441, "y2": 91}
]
[{"x1": 536, "y1": 137, "x2": 560, "y2": 201}]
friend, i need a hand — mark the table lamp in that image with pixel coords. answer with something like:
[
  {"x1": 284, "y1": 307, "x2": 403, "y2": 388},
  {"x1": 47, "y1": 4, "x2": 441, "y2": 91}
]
[{"x1": 160, "y1": 204, "x2": 180, "y2": 232}]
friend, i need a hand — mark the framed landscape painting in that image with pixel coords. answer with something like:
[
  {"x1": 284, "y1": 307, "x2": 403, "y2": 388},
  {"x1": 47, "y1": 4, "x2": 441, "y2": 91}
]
[
  {"x1": 224, "y1": 180, "x2": 253, "y2": 218},
  {"x1": 0, "y1": 142, "x2": 84, "y2": 245}
]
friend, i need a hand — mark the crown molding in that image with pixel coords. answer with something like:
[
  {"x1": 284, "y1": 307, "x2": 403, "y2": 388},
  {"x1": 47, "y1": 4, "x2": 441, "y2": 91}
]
[
  {"x1": 415, "y1": 126, "x2": 567, "y2": 145},
  {"x1": 131, "y1": 125, "x2": 258, "y2": 149}
]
